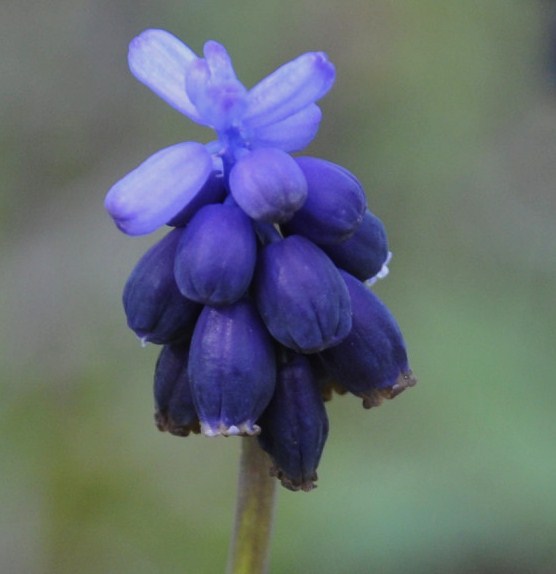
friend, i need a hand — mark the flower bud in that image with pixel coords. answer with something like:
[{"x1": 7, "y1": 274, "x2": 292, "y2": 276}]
[
  {"x1": 258, "y1": 352, "x2": 329, "y2": 492},
  {"x1": 282, "y1": 157, "x2": 366, "y2": 244},
  {"x1": 174, "y1": 203, "x2": 257, "y2": 305},
  {"x1": 229, "y1": 148, "x2": 308, "y2": 223},
  {"x1": 154, "y1": 343, "x2": 199, "y2": 437},
  {"x1": 123, "y1": 229, "x2": 202, "y2": 344},
  {"x1": 255, "y1": 235, "x2": 352, "y2": 353},
  {"x1": 188, "y1": 299, "x2": 276, "y2": 436},
  {"x1": 319, "y1": 210, "x2": 389, "y2": 282},
  {"x1": 319, "y1": 271, "x2": 416, "y2": 408}
]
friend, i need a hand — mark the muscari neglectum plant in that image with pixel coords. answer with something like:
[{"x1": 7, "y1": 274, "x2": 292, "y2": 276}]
[{"x1": 105, "y1": 29, "x2": 417, "y2": 574}]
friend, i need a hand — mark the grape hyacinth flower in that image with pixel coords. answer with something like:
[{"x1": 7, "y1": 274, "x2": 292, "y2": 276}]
[{"x1": 105, "y1": 29, "x2": 416, "y2": 497}]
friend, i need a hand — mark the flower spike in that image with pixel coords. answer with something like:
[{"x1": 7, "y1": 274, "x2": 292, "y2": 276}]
[{"x1": 106, "y1": 30, "x2": 416, "y2": 493}]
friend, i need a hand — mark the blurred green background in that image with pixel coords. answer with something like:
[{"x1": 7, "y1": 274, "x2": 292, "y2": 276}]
[{"x1": 2, "y1": 1, "x2": 555, "y2": 572}]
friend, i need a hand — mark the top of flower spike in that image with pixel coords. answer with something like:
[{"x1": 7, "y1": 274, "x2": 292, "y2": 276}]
[
  {"x1": 105, "y1": 30, "x2": 335, "y2": 236},
  {"x1": 127, "y1": 29, "x2": 336, "y2": 155}
]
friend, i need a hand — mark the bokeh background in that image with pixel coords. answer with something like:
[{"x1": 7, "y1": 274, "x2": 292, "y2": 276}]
[{"x1": 2, "y1": 1, "x2": 556, "y2": 573}]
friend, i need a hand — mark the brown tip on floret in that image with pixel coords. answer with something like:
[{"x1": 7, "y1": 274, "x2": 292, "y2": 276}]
[
  {"x1": 154, "y1": 410, "x2": 200, "y2": 437},
  {"x1": 270, "y1": 465, "x2": 318, "y2": 492},
  {"x1": 321, "y1": 380, "x2": 348, "y2": 402},
  {"x1": 360, "y1": 371, "x2": 417, "y2": 409}
]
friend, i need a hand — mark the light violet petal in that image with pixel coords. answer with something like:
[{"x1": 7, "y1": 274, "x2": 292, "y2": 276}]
[
  {"x1": 184, "y1": 59, "x2": 211, "y2": 111},
  {"x1": 186, "y1": 47, "x2": 247, "y2": 130},
  {"x1": 128, "y1": 29, "x2": 206, "y2": 124},
  {"x1": 105, "y1": 142, "x2": 212, "y2": 235},
  {"x1": 243, "y1": 52, "x2": 335, "y2": 128},
  {"x1": 250, "y1": 104, "x2": 322, "y2": 152},
  {"x1": 203, "y1": 41, "x2": 237, "y2": 82}
]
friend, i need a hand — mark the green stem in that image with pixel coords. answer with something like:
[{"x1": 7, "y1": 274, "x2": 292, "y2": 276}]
[{"x1": 226, "y1": 437, "x2": 277, "y2": 574}]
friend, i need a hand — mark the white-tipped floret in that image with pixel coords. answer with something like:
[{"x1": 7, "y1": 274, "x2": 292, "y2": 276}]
[
  {"x1": 365, "y1": 251, "x2": 392, "y2": 287},
  {"x1": 201, "y1": 421, "x2": 261, "y2": 437}
]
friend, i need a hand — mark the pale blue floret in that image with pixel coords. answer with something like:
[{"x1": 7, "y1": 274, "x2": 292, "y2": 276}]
[
  {"x1": 105, "y1": 29, "x2": 335, "y2": 235},
  {"x1": 185, "y1": 40, "x2": 248, "y2": 132},
  {"x1": 127, "y1": 29, "x2": 203, "y2": 122},
  {"x1": 104, "y1": 142, "x2": 212, "y2": 235}
]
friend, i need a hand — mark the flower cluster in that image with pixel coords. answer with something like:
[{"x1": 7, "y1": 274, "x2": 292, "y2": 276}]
[{"x1": 105, "y1": 30, "x2": 416, "y2": 492}]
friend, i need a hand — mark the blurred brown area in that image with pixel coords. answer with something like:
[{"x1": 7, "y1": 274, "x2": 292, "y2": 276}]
[{"x1": 1, "y1": 1, "x2": 555, "y2": 573}]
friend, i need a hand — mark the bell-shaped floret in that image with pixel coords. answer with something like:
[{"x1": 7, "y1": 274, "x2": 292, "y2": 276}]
[
  {"x1": 282, "y1": 157, "x2": 366, "y2": 244},
  {"x1": 319, "y1": 210, "x2": 390, "y2": 281},
  {"x1": 174, "y1": 204, "x2": 257, "y2": 305},
  {"x1": 255, "y1": 235, "x2": 352, "y2": 353},
  {"x1": 105, "y1": 142, "x2": 213, "y2": 235},
  {"x1": 319, "y1": 271, "x2": 416, "y2": 408},
  {"x1": 258, "y1": 352, "x2": 329, "y2": 492},
  {"x1": 166, "y1": 171, "x2": 227, "y2": 227},
  {"x1": 123, "y1": 229, "x2": 202, "y2": 344},
  {"x1": 154, "y1": 343, "x2": 199, "y2": 437},
  {"x1": 229, "y1": 148, "x2": 308, "y2": 223},
  {"x1": 188, "y1": 300, "x2": 276, "y2": 436}
]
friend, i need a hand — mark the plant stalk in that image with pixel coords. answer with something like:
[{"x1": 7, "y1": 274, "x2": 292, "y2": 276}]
[{"x1": 226, "y1": 437, "x2": 277, "y2": 574}]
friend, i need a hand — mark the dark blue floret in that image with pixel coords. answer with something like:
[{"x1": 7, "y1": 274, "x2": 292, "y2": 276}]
[
  {"x1": 319, "y1": 210, "x2": 389, "y2": 282},
  {"x1": 123, "y1": 228, "x2": 202, "y2": 344},
  {"x1": 281, "y1": 157, "x2": 367, "y2": 244},
  {"x1": 255, "y1": 235, "x2": 352, "y2": 353},
  {"x1": 257, "y1": 352, "x2": 328, "y2": 492},
  {"x1": 319, "y1": 271, "x2": 417, "y2": 408},
  {"x1": 154, "y1": 343, "x2": 200, "y2": 436},
  {"x1": 173, "y1": 203, "x2": 257, "y2": 305},
  {"x1": 188, "y1": 299, "x2": 276, "y2": 436}
]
